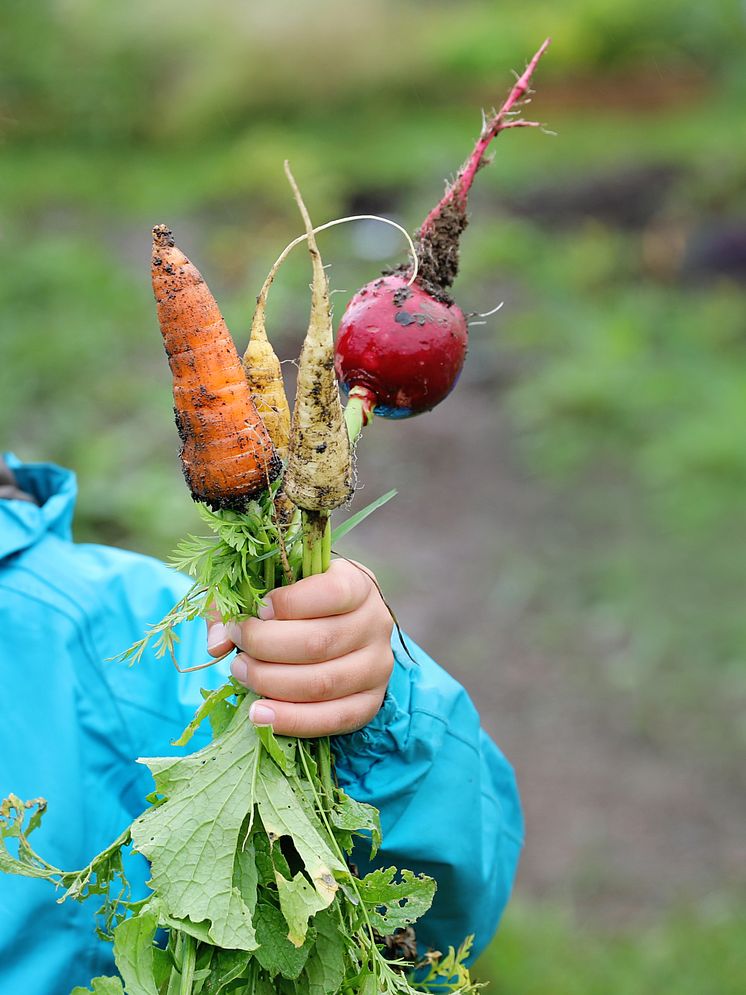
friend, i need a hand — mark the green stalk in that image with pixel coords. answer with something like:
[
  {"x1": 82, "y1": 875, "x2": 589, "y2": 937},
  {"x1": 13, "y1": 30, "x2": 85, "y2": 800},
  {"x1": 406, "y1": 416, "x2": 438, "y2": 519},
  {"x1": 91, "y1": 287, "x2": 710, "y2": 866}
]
[
  {"x1": 317, "y1": 736, "x2": 334, "y2": 812},
  {"x1": 166, "y1": 934, "x2": 183, "y2": 995},
  {"x1": 311, "y1": 535, "x2": 323, "y2": 575},
  {"x1": 321, "y1": 514, "x2": 332, "y2": 573},
  {"x1": 302, "y1": 511, "x2": 327, "y2": 574},
  {"x1": 179, "y1": 934, "x2": 197, "y2": 995},
  {"x1": 302, "y1": 521, "x2": 313, "y2": 577},
  {"x1": 261, "y1": 525, "x2": 276, "y2": 591},
  {"x1": 301, "y1": 509, "x2": 335, "y2": 811}
]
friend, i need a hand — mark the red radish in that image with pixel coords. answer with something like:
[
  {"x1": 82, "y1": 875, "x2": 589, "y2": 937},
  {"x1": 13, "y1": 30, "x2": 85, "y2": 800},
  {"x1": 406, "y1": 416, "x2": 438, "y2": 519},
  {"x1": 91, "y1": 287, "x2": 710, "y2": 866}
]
[
  {"x1": 336, "y1": 274, "x2": 468, "y2": 419},
  {"x1": 335, "y1": 39, "x2": 550, "y2": 421}
]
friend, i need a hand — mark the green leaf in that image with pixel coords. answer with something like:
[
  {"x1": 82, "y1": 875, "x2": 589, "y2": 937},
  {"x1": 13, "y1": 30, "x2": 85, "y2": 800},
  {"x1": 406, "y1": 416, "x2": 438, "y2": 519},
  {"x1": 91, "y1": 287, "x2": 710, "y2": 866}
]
[
  {"x1": 131, "y1": 698, "x2": 260, "y2": 951},
  {"x1": 252, "y1": 827, "x2": 277, "y2": 887},
  {"x1": 301, "y1": 908, "x2": 347, "y2": 995},
  {"x1": 207, "y1": 696, "x2": 237, "y2": 740},
  {"x1": 112, "y1": 909, "x2": 160, "y2": 995},
  {"x1": 1, "y1": 794, "x2": 131, "y2": 935},
  {"x1": 70, "y1": 978, "x2": 126, "y2": 995},
  {"x1": 254, "y1": 754, "x2": 347, "y2": 943},
  {"x1": 413, "y1": 936, "x2": 480, "y2": 994},
  {"x1": 254, "y1": 899, "x2": 315, "y2": 979},
  {"x1": 233, "y1": 834, "x2": 259, "y2": 911},
  {"x1": 200, "y1": 950, "x2": 251, "y2": 995},
  {"x1": 331, "y1": 490, "x2": 397, "y2": 544},
  {"x1": 151, "y1": 946, "x2": 173, "y2": 991},
  {"x1": 0, "y1": 795, "x2": 57, "y2": 880},
  {"x1": 357, "y1": 866, "x2": 436, "y2": 934},
  {"x1": 257, "y1": 724, "x2": 297, "y2": 774},
  {"x1": 276, "y1": 871, "x2": 331, "y2": 948},
  {"x1": 153, "y1": 905, "x2": 215, "y2": 946},
  {"x1": 172, "y1": 683, "x2": 236, "y2": 747},
  {"x1": 331, "y1": 790, "x2": 382, "y2": 858},
  {"x1": 253, "y1": 977, "x2": 279, "y2": 995}
]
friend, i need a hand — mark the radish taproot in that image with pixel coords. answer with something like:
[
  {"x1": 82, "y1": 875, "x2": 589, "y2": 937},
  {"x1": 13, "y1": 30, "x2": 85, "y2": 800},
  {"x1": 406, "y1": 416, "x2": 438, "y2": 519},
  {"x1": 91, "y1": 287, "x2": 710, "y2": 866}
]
[{"x1": 336, "y1": 38, "x2": 551, "y2": 424}]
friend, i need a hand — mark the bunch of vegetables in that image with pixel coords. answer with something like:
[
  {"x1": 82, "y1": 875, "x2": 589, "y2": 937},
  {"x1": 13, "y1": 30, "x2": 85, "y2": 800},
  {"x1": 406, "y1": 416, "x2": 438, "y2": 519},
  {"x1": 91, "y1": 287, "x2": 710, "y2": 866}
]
[{"x1": 0, "y1": 41, "x2": 549, "y2": 995}]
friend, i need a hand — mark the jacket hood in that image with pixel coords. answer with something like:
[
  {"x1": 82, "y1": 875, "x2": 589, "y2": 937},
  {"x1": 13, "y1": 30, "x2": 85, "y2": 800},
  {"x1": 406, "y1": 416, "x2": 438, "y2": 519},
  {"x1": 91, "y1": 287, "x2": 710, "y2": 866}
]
[{"x1": 0, "y1": 453, "x2": 77, "y2": 560}]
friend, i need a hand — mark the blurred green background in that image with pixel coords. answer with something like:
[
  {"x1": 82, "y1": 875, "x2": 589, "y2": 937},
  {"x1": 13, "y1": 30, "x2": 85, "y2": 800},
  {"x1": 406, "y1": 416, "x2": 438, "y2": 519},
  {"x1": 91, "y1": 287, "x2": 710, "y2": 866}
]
[{"x1": 2, "y1": 0, "x2": 745, "y2": 990}]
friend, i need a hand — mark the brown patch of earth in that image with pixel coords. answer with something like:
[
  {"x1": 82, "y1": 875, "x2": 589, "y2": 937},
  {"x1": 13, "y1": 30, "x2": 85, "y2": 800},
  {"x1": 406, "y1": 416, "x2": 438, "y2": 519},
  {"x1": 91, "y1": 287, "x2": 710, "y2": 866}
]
[{"x1": 342, "y1": 376, "x2": 746, "y2": 925}]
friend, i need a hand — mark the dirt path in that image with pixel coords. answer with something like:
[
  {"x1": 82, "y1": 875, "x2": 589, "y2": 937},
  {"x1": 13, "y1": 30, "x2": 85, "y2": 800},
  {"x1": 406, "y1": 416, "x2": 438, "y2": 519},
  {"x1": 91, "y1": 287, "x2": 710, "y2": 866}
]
[{"x1": 343, "y1": 377, "x2": 745, "y2": 924}]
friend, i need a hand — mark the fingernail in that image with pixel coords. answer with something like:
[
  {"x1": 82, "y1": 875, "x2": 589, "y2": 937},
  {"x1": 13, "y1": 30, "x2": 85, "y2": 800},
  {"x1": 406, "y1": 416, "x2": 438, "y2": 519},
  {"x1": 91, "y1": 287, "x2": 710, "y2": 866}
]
[
  {"x1": 230, "y1": 654, "x2": 248, "y2": 685},
  {"x1": 249, "y1": 701, "x2": 276, "y2": 726},
  {"x1": 224, "y1": 621, "x2": 243, "y2": 646},
  {"x1": 207, "y1": 622, "x2": 229, "y2": 652},
  {"x1": 258, "y1": 596, "x2": 275, "y2": 621}
]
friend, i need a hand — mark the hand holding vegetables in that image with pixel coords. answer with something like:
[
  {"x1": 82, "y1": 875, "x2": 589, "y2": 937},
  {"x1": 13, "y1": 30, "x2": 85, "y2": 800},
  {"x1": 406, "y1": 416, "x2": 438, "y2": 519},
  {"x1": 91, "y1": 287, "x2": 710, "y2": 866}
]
[{"x1": 206, "y1": 558, "x2": 394, "y2": 737}]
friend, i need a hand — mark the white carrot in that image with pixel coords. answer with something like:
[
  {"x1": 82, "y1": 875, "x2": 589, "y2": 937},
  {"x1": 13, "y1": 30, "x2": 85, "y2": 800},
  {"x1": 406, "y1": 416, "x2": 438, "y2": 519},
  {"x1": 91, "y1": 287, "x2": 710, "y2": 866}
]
[{"x1": 282, "y1": 162, "x2": 353, "y2": 516}]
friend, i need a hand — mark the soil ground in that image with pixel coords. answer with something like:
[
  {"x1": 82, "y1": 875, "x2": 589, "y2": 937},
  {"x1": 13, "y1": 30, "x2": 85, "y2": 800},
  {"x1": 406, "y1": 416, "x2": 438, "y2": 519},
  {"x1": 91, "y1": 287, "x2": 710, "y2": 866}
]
[{"x1": 343, "y1": 376, "x2": 746, "y2": 925}]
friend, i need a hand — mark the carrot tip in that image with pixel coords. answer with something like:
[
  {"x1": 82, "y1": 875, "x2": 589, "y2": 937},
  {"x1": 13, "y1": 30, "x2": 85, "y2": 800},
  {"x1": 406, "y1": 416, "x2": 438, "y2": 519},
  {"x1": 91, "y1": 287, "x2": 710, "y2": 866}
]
[{"x1": 152, "y1": 224, "x2": 175, "y2": 249}]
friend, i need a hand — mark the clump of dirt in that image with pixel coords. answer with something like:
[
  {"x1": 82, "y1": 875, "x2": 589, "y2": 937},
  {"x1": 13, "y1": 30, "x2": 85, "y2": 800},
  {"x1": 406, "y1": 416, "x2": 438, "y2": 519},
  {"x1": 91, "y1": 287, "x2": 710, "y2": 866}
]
[{"x1": 414, "y1": 195, "x2": 468, "y2": 296}]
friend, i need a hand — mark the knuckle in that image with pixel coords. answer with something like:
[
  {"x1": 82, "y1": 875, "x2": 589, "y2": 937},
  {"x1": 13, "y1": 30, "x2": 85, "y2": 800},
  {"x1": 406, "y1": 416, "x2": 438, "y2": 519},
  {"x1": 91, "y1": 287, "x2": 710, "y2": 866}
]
[
  {"x1": 305, "y1": 627, "x2": 334, "y2": 662},
  {"x1": 374, "y1": 605, "x2": 394, "y2": 641},
  {"x1": 309, "y1": 669, "x2": 336, "y2": 702}
]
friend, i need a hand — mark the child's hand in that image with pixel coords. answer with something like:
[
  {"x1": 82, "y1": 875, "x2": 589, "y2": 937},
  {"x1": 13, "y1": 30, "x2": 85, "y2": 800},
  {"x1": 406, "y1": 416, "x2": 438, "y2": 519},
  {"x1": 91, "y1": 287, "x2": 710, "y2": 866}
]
[{"x1": 205, "y1": 559, "x2": 394, "y2": 737}]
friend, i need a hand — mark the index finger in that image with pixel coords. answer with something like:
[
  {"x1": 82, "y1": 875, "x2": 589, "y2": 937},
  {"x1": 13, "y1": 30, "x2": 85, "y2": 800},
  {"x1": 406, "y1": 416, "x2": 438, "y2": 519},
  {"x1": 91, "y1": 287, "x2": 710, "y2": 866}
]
[{"x1": 264, "y1": 559, "x2": 374, "y2": 621}]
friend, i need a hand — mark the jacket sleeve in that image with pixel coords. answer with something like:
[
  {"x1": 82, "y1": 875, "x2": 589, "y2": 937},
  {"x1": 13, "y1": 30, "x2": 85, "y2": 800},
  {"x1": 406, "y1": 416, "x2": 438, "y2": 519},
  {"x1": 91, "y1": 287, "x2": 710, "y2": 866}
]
[{"x1": 331, "y1": 633, "x2": 523, "y2": 959}]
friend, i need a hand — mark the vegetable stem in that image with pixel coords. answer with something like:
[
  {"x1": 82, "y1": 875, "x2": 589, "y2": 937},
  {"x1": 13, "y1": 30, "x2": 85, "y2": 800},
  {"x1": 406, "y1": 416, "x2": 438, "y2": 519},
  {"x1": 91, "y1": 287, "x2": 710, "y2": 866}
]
[
  {"x1": 344, "y1": 386, "x2": 376, "y2": 443},
  {"x1": 311, "y1": 531, "x2": 323, "y2": 575},
  {"x1": 301, "y1": 515, "x2": 313, "y2": 577},
  {"x1": 261, "y1": 524, "x2": 276, "y2": 591},
  {"x1": 166, "y1": 934, "x2": 182, "y2": 995},
  {"x1": 179, "y1": 934, "x2": 197, "y2": 995},
  {"x1": 300, "y1": 510, "x2": 336, "y2": 814},
  {"x1": 302, "y1": 511, "x2": 328, "y2": 575},
  {"x1": 317, "y1": 736, "x2": 334, "y2": 812},
  {"x1": 321, "y1": 514, "x2": 332, "y2": 573},
  {"x1": 419, "y1": 37, "x2": 550, "y2": 237}
]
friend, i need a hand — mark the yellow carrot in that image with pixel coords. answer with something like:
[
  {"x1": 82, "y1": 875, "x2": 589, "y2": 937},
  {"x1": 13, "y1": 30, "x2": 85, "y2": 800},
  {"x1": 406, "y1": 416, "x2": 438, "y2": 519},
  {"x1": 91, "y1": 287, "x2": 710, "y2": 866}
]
[{"x1": 243, "y1": 303, "x2": 291, "y2": 461}]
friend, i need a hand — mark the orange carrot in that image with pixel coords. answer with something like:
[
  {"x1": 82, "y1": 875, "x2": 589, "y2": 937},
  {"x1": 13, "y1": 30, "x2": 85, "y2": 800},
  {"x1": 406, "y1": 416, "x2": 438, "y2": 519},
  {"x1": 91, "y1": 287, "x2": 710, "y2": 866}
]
[{"x1": 151, "y1": 224, "x2": 281, "y2": 510}]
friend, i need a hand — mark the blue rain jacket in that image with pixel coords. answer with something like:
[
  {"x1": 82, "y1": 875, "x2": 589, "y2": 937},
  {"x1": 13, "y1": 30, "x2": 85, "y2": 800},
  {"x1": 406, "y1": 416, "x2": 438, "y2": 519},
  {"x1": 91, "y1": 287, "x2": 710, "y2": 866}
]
[{"x1": 0, "y1": 456, "x2": 523, "y2": 994}]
